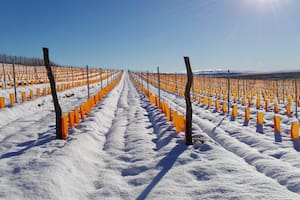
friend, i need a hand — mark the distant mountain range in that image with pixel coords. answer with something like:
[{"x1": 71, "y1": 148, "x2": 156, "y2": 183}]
[{"x1": 191, "y1": 68, "x2": 300, "y2": 80}]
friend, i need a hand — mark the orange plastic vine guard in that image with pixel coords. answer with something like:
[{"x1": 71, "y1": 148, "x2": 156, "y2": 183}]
[
  {"x1": 61, "y1": 115, "x2": 68, "y2": 139},
  {"x1": 0, "y1": 97, "x2": 5, "y2": 109},
  {"x1": 80, "y1": 104, "x2": 85, "y2": 120},
  {"x1": 29, "y1": 90, "x2": 33, "y2": 100},
  {"x1": 68, "y1": 111, "x2": 75, "y2": 129},
  {"x1": 257, "y1": 111, "x2": 264, "y2": 125},
  {"x1": 274, "y1": 115, "x2": 280, "y2": 132},
  {"x1": 290, "y1": 122, "x2": 299, "y2": 140},
  {"x1": 215, "y1": 100, "x2": 220, "y2": 111},
  {"x1": 21, "y1": 91, "x2": 26, "y2": 103},
  {"x1": 222, "y1": 102, "x2": 227, "y2": 113},
  {"x1": 9, "y1": 93, "x2": 15, "y2": 105},
  {"x1": 242, "y1": 98, "x2": 246, "y2": 106},
  {"x1": 36, "y1": 88, "x2": 40, "y2": 97},
  {"x1": 232, "y1": 105, "x2": 238, "y2": 117},
  {"x1": 286, "y1": 104, "x2": 291, "y2": 116},
  {"x1": 43, "y1": 88, "x2": 47, "y2": 96},
  {"x1": 274, "y1": 103, "x2": 279, "y2": 113},
  {"x1": 74, "y1": 107, "x2": 80, "y2": 125},
  {"x1": 265, "y1": 100, "x2": 269, "y2": 111},
  {"x1": 208, "y1": 98, "x2": 212, "y2": 107},
  {"x1": 256, "y1": 98, "x2": 260, "y2": 109}
]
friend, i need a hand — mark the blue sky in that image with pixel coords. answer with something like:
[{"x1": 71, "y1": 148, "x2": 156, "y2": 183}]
[{"x1": 1, "y1": 0, "x2": 300, "y2": 72}]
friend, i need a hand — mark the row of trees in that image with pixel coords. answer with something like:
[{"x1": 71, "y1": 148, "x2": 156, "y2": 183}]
[{"x1": 0, "y1": 54, "x2": 57, "y2": 66}]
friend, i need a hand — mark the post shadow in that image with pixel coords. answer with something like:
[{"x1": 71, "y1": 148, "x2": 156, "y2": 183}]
[
  {"x1": 136, "y1": 144, "x2": 187, "y2": 200},
  {"x1": 274, "y1": 131, "x2": 282, "y2": 143},
  {"x1": 256, "y1": 124, "x2": 264, "y2": 134}
]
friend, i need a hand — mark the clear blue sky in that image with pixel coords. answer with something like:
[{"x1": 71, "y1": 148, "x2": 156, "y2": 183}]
[{"x1": 1, "y1": 0, "x2": 300, "y2": 72}]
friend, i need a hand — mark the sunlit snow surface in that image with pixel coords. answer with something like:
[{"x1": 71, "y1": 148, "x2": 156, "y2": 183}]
[{"x1": 0, "y1": 72, "x2": 300, "y2": 200}]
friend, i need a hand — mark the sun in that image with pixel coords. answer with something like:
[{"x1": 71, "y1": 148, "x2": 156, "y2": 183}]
[
  {"x1": 256, "y1": 0, "x2": 279, "y2": 6},
  {"x1": 244, "y1": 0, "x2": 281, "y2": 11}
]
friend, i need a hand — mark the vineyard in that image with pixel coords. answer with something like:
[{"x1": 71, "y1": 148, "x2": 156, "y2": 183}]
[
  {"x1": 0, "y1": 58, "x2": 300, "y2": 199},
  {"x1": 131, "y1": 70, "x2": 300, "y2": 138}
]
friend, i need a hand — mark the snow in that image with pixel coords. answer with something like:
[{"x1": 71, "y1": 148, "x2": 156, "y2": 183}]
[{"x1": 0, "y1": 72, "x2": 300, "y2": 200}]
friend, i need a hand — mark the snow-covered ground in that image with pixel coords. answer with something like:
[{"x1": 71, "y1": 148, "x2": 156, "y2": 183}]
[{"x1": 0, "y1": 72, "x2": 300, "y2": 200}]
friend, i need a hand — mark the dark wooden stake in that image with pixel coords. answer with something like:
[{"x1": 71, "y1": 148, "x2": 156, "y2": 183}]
[
  {"x1": 71, "y1": 66, "x2": 74, "y2": 87},
  {"x1": 175, "y1": 72, "x2": 178, "y2": 94},
  {"x1": 237, "y1": 78, "x2": 240, "y2": 102},
  {"x1": 295, "y1": 80, "x2": 298, "y2": 119},
  {"x1": 43, "y1": 48, "x2": 62, "y2": 139},
  {"x1": 282, "y1": 80, "x2": 285, "y2": 103},
  {"x1": 86, "y1": 65, "x2": 90, "y2": 99},
  {"x1": 157, "y1": 67, "x2": 161, "y2": 108},
  {"x1": 227, "y1": 70, "x2": 230, "y2": 114},
  {"x1": 12, "y1": 57, "x2": 18, "y2": 103},
  {"x1": 100, "y1": 68, "x2": 103, "y2": 90},
  {"x1": 184, "y1": 56, "x2": 193, "y2": 145},
  {"x1": 146, "y1": 70, "x2": 149, "y2": 93},
  {"x1": 106, "y1": 69, "x2": 109, "y2": 85},
  {"x1": 2, "y1": 63, "x2": 6, "y2": 89}
]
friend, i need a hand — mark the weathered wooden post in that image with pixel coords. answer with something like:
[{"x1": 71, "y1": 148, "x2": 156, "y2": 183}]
[
  {"x1": 34, "y1": 64, "x2": 38, "y2": 83},
  {"x1": 192, "y1": 75, "x2": 195, "y2": 101},
  {"x1": 12, "y1": 57, "x2": 18, "y2": 103},
  {"x1": 243, "y1": 79, "x2": 245, "y2": 98},
  {"x1": 276, "y1": 80, "x2": 279, "y2": 100},
  {"x1": 141, "y1": 72, "x2": 144, "y2": 89},
  {"x1": 100, "y1": 68, "x2": 103, "y2": 90},
  {"x1": 295, "y1": 80, "x2": 298, "y2": 119},
  {"x1": 86, "y1": 65, "x2": 90, "y2": 99},
  {"x1": 184, "y1": 56, "x2": 193, "y2": 145},
  {"x1": 282, "y1": 80, "x2": 285, "y2": 103},
  {"x1": 157, "y1": 67, "x2": 161, "y2": 108},
  {"x1": 71, "y1": 66, "x2": 74, "y2": 87},
  {"x1": 106, "y1": 69, "x2": 109, "y2": 85},
  {"x1": 81, "y1": 67, "x2": 85, "y2": 84},
  {"x1": 43, "y1": 48, "x2": 62, "y2": 139},
  {"x1": 227, "y1": 70, "x2": 230, "y2": 114},
  {"x1": 237, "y1": 78, "x2": 240, "y2": 102},
  {"x1": 2, "y1": 63, "x2": 6, "y2": 89},
  {"x1": 175, "y1": 72, "x2": 178, "y2": 94},
  {"x1": 146, "y1": 70, "x2": 149, "y2": 93},
  {"x1": 110, "y1": 69, "x2": 113, "y2": 83}
]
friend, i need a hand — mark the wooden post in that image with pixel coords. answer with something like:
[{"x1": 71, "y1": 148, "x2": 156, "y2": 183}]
[
  {"x1": 141, "y1": 72, "x2": 144, "y2": 89},
  {"x1": 146, "y1": 70, "x2": 149, "y2": 93},
  {"x1": 71, "y1": 66, "x2": 74, "y2": 87},
  {"x1": 100, "y1": 68, "x2": 103, "y2": 90},
  {"x1": 34, "y1": 65, "x2": 38, "y2": 83},
  {"x1": 283, "y1": 80, "x2": 285, "y2": 103},
  {"x1": 276, "y1": 80, "x2": 279, "y2": 100},
  {"x1": 227, "y1": 70, "x2": 230, "y2": 114},
  {"x1": 86, "y1": 65, "x2": 90, "y2": 99},
  {"x1": 238, "y1": 78, "x2": 240, "y2": 102},
  {"x1": 184, "y1": 56, "x2": 193, "y2": 145},
  {"x1": 192, "y1": 75, "x2": 195, "y2": 101},
  {"x1": 175, "y1": 72, "x2": 178, "y2": 94},
  {"x1": 157, "y1": 67, "x2": 161, "y2": 108},
  {"x1": 110, "y1": 69, "x2": 113, "y2": 83},
  {"x1": 2, "y1": 63, "x2": 6, "y2": 89},
  {"x1": 295, "y1": 80, "x2": 298, "y2": 119},
  {"x1": 12, "y1": 57, "x2": 18, "y2": 103},
  {"x1": 106, "y1": 69, "x2": 109, "y2": 85},
  {"x1": 81, "y1": 68, "x2": 84, "y2": 83},
  {"x1": 243, "y1": 79, "x2": 245, "y2": 98},
  {"x1": 43, "y1": 48, "x2": 62, "y2": 139}
]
